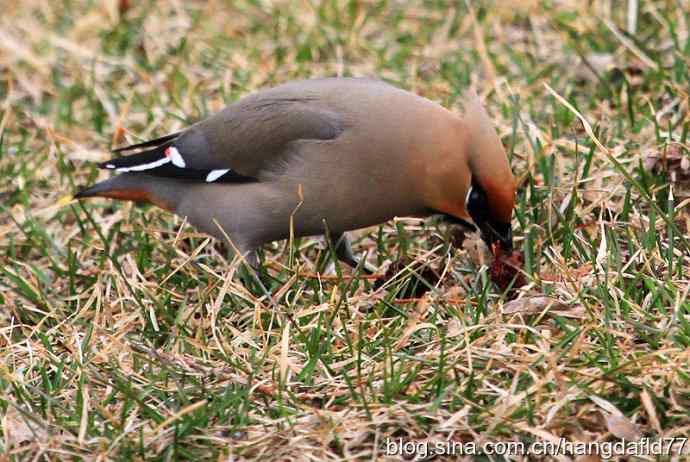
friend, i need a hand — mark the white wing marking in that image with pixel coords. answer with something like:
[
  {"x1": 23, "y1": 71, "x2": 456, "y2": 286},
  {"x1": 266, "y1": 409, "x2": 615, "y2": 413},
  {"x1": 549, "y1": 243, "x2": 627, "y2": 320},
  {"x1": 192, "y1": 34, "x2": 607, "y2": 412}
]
[
  {"x1": 116, "y1": 156, "x2": 171, "y2": 173},
  {"x1": 206, "y1": 169, "x2": 230, "y2": 182}
]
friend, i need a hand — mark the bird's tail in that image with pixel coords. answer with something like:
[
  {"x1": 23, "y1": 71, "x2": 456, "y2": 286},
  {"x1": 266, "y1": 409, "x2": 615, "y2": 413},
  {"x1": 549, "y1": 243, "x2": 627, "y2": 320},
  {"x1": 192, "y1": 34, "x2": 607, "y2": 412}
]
[{"x1": 74, "y1": 174, "x2": 176, "y2": 211}]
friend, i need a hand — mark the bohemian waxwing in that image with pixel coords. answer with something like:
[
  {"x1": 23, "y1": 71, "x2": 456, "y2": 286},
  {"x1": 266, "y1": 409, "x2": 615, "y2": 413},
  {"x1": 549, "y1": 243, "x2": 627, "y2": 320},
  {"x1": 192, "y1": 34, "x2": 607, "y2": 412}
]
[{"x1": 76, "y1": 78, "x2": 516, "y2": 270}]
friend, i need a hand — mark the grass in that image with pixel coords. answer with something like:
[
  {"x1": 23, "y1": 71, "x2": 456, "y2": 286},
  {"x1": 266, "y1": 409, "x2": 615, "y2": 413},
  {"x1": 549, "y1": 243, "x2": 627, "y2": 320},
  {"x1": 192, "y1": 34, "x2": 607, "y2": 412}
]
[{"x1": 1, "y1": 0, "x2": 689, "y2": 460}]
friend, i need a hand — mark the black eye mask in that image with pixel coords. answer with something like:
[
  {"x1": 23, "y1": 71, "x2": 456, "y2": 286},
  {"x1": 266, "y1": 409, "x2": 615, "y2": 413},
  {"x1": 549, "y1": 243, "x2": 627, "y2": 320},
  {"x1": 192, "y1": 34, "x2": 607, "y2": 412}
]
[
  {"x1": 466, "y1": 182, "x2": 491, "y2": 225},
  {"x1": 465, "y1": 181, "x2": 513, "y2": 251}
]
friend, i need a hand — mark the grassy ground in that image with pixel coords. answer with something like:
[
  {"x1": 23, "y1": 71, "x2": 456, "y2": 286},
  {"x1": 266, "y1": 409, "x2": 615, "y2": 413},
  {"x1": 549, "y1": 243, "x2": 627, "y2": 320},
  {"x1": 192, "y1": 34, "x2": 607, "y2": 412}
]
[{"x1": 1, "y1": 0, "x2": 689, "y2": 460}]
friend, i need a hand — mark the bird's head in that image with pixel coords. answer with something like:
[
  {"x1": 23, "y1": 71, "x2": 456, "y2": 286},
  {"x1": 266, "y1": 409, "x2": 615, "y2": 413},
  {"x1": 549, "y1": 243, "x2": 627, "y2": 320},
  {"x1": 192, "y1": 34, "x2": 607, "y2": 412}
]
[{"x1": 436, "y1": 90, "x2": 516, "y2": 252}]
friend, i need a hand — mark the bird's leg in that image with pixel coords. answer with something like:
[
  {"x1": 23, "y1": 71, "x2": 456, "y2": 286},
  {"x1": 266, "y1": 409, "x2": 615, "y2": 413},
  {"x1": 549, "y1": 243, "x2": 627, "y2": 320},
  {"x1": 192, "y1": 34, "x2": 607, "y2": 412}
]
[
  {"x1": 242, "y1": 250, "x2": 260, "y2": 273},
  {"x1": 231, "y1": 247, "x2": 273, "y2": 292},
  {"x1": 330, "y1": 232, "x2": 375, "y2": 275}
]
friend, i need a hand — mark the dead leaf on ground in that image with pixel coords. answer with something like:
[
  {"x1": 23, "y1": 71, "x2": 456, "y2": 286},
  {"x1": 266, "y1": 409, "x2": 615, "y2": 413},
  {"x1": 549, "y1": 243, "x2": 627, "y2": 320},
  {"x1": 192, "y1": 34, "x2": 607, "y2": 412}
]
[
  {"x1": 2, "y1": 406, "x2": 47, "y2": 447},
  {"x1": 503, "y1": 296, "x2": 586, "y2": 318},
  {"x1": 643, "y1": 144, "x2": 690, "y2": 183},
  {"x1": 378, "y1": 258, "x2": 441, "y2": 298},
  {"x1": 604, "y1": 413, "x2": 642, "y2": 440},
  {"x1": 575, "y1": 53, "x2": 615, "y2": 82},
  {"x1": 446, "y1": 317, "x2": 463, "y2": 338}
]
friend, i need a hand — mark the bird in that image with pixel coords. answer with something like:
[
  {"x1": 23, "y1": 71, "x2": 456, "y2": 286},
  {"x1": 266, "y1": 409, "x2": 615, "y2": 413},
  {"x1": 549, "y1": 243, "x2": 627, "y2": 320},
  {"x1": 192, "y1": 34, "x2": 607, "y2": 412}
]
[{"x1": 75, "y1": 77, "x2": 516, "y2": 273}]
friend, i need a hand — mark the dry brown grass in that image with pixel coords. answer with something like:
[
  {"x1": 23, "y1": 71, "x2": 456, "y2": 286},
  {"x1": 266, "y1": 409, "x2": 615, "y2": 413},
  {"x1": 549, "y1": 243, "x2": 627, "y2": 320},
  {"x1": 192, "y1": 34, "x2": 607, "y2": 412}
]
[{"x1": 1, "y1": 1, "x2": 689, "y2": 461}]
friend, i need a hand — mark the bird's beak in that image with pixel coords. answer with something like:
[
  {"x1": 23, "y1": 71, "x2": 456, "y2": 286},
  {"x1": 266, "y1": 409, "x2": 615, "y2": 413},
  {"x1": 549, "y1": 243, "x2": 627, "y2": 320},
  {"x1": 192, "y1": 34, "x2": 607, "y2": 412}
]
[{"x1": 476, "y1": 218, "x2": 513, "y2": 253}]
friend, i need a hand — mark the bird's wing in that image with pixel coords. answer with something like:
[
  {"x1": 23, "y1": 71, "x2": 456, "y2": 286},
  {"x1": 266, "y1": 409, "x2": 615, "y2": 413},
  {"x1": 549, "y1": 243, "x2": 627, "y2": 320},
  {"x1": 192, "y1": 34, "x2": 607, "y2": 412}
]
[{"x1": 100, "y1": 93, "x2": 345, "y2": 183}]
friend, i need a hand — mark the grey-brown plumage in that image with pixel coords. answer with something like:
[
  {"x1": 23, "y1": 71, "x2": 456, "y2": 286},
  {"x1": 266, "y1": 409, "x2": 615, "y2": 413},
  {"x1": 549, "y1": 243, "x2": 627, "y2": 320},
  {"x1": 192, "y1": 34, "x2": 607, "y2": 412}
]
[{"x1": 76, "y1": 78, "x2": 516, "y2": 270}]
